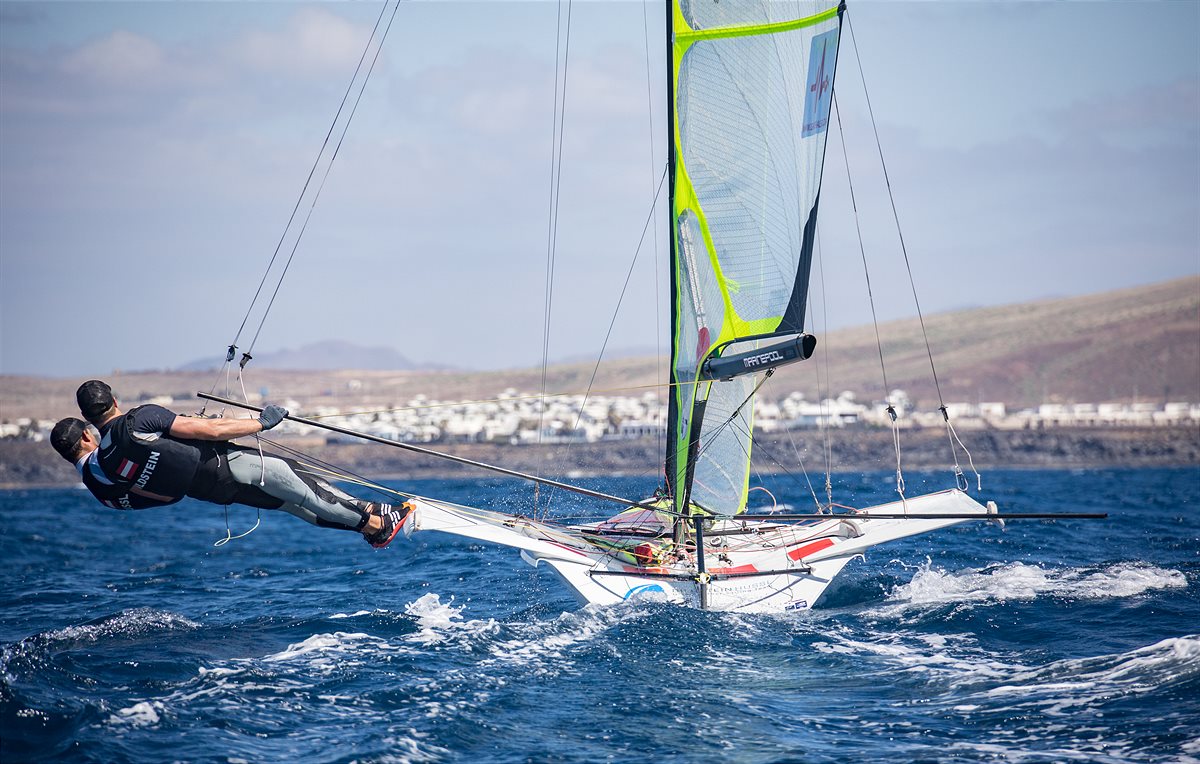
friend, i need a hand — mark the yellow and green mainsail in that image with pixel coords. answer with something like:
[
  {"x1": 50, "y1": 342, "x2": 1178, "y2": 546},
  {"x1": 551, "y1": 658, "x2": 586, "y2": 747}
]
[{"x1": 665, "y1": 0, "x2": 843, "y2": 517}]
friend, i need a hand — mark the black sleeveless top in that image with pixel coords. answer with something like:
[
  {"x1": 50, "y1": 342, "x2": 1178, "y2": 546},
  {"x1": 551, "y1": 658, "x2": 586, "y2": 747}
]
[{"x1": 95, "y1": 405, "x2": 201, "y2": 500}]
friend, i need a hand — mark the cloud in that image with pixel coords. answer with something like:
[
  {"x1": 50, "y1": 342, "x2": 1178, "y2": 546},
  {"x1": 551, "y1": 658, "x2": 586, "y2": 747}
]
[
  {"x1": 61, "y1": 30, "x2": 167, "y2": 88},
  {"x1": 811, "y1": 80, "x2": 1200, "y2": 333},
  {"x1": 1051, "y1": 78, "x2": 1200, "y2": 142},
  {"x1": 2, "y1": 2, "x2": 1195, "y2": 376},
  {"x1": 228, "y1": 8, "x2": 378, "y2": 79}
]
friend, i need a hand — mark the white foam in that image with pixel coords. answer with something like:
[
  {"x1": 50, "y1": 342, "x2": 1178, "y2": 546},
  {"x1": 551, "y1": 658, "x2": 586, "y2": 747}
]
[
  {"x1": 374, "y1": 731, "x2": 451, "y2": 763},
  {"x1": 330, "y1": 610, "x2": 374, "y2": 619},
  {"x1": 403, "y1": 593, "x2": 498, "y2": 647},
  {"x1": 812, "y1": 627, "x2": 1021, "y2": 681},
  {"x1": 263, "y1": 632, "x2": 371, "y2": 662},
  {"x1": 887, "y1": 560, "x2": 1187, "y2": 609},
  {"x1": 481, "y1": 602, "x2": 652, "y2": 675},
  {"x1": 976, "y1": 635, "x2": 1200, "y2": 715},
  {"x1": 111, "y1": 701, "x2": 162, "y2": 727}
]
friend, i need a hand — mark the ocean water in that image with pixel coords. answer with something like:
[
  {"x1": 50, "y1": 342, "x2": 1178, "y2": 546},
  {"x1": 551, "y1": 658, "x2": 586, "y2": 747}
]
[{"x1": 1, "y1": 467, "x2": 1197, "y2": 763}]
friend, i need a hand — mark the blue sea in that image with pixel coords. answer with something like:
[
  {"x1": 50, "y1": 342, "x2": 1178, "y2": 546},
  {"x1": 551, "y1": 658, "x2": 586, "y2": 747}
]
[{"x1": 2, "y1": 467, "x2": 1197, "y2": 763}]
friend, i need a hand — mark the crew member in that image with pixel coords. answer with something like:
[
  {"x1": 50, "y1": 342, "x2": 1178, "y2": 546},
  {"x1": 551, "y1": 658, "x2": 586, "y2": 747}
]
[
  {"x1": 51, "y1": 380, "x2": 409, "y2": 548},
  {"x1": 51, "y1": 418, "x2": 176, "y2": 511}
]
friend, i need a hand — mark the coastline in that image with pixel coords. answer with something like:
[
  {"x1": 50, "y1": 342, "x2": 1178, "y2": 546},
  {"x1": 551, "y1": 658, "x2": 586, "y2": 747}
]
[{"x1": 5, "y1": 424, "x2": 1196, "y2": 490}]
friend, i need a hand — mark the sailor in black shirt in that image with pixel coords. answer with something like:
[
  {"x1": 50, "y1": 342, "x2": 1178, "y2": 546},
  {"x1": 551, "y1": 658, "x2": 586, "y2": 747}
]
[
  {"x1": 50, "y1": 419, "x2": 172, "y2": 510},
  {"x1": 51, "y1": 380, "x2": 411, "y2": 548}
]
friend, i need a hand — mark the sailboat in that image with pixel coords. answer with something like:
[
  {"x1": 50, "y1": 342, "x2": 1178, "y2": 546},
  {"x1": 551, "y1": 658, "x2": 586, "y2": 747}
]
[
  {"x1": 203, "y1": 0, "x2": 1097, "y2": 613},
  {"x1": 364, "y1": 0, "x2": 1000, "y2": 613}
]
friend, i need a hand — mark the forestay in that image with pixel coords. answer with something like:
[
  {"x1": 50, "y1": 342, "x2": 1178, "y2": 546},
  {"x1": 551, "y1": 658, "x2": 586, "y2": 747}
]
[{"x1": 666, "y1": 0, "x2": 843, "y2": 516}]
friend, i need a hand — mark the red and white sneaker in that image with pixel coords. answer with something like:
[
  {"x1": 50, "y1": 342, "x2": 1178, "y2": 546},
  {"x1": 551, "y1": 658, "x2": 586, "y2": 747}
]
[{"x1": 364, "y1": 502, "x2": 412, "y2": 549}]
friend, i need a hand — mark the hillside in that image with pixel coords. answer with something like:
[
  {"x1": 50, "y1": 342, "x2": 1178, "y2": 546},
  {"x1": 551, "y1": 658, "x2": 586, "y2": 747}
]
[
  {"x1": 766, "y1": 275, "x2": 1200, "y2": 408},
  {"x1": 1, "y1": 277, "x2": 1197, "y2": 421}
]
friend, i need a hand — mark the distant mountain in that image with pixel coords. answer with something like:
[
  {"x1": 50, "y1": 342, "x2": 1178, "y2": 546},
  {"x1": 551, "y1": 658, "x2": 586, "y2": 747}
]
[
  {"x1": 176, "y1": 340, "x2": 448, "y2": 372},
  {"x1": 551, "y1": 345, "x2": 664, "y2": 366}
]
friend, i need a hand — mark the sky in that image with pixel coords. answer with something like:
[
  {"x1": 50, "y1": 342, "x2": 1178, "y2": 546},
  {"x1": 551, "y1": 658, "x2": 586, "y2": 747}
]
[{"x1": 1, "y1": 0, "x2": 1197, "y2": 378}]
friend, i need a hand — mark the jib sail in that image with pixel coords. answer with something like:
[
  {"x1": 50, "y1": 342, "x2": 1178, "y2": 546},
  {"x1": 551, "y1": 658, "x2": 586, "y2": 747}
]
[{"x1": 665, "y1": 0, "x2": 843, "y2": 516}]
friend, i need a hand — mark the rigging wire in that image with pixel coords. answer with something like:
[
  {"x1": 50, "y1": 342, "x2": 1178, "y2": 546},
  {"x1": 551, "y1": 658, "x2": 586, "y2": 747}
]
[
  {"x1": 814, "y1": 227, "x2": 835, "y2": 507},
  {"x1": 243, "y1": 0, "x2": 403, "y2": 363},
  {"x1": 734, "y1": 418, "x2": 824, "y2": 514},
  {"x1": 677, "y1": 371, "x2": 776, "y2": 515},
  {"x1": 832, "y1": 93, "x2": 905, "y2": 502},
  {"x1": 257, "y1": 436, "x2": 411, "y2": 503},
  {"x1": 536, "y1": 0, "x2": 575, "y2": 514},
  {"x1": 845, "y1": 13, "x2": 980, "y2": 492},
  {"x1": 566, "y1": 167, "x2": 669, "y2": 431},
  {"x1": 205, "y1": 0, "x2": 396, "y2": 402},
  {"x1": 641, "y1": 0, "x2": 665, "y2": 468},
  {"x1": 541, "y1": 165, "x2": 670, "y2": 519}
]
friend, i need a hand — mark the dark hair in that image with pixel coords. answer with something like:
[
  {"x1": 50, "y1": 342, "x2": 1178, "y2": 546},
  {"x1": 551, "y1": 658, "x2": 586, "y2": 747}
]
[
  {"x1": 76, "y1": 380, "x2": 115, "y2": 422},
  {"x1": 50, "y1": 418, "x2": 88, "y2": 462}
]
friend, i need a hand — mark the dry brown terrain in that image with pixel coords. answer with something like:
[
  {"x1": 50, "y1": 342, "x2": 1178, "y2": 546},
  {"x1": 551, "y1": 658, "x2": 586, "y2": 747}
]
[
  {"x1": 2, "y1": 277, "x2": 1197, "y2": 488},
  {"x1": 3, "y1": 276, "x2": 1196, "y2": 424}
]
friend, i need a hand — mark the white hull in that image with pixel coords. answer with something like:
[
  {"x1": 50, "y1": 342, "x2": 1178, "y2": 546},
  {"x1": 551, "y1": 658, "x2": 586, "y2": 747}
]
[{"x1": 403, "y1": 489, "x2": 996, "y2": 613}]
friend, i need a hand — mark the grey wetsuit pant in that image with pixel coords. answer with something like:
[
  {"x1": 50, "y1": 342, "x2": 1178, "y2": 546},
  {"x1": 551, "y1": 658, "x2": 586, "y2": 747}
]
[{"x1": 189, "y1": 444, "x2": 368, "y2": 531}]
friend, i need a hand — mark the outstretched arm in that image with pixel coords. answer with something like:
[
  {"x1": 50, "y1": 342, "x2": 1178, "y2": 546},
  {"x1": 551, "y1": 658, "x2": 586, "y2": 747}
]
[{"x1": 168, "y1": 405, "x2": 288, "y2": 441}]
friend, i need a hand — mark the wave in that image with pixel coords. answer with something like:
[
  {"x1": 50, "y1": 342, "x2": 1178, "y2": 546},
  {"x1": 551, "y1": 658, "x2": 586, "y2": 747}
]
[
  {"x1": 961, "y1": 635, "x2": 1200, "y2": 714},
  {"x1": 1, "y1": 608, "x2": 199, "y2": 681},
  {"x1": 32, "y1": 607, "x2": 198, "y2": 646},
  {"x1": 481, "y1": 603, "x2": 647, "y2": 674},
  {"x1": 398, "y1": 592, "x2": 651, "y2": 677},
  {"x1": 885, "y1": 560, "x2": 1187, "y2": 610},
  {"x1": 110, "y1": 701, "x2": 163, "y2": 728}
]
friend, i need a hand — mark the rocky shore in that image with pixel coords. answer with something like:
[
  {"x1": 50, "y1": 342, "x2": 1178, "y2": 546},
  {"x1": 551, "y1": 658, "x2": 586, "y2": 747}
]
[{"x1": 5, "y1": 424, "x2": 1196, "y2": 490}]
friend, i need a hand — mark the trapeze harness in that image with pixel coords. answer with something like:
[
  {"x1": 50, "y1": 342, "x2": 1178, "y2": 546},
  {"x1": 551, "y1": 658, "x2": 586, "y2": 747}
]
[{"x1": 76, "y1": 449, "x2": 176, "y2": 510}]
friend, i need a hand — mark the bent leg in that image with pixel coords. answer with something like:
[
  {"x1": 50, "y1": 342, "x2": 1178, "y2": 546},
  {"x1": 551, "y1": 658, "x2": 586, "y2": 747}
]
[{"x1": 225, "y1": 449, "x2": 368, "y2": 531}]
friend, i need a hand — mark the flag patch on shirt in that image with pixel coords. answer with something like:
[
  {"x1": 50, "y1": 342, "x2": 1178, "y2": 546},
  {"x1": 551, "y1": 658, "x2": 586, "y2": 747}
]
[{"x1": 117, "y1": 459, "x2": 139, "y2": 480}]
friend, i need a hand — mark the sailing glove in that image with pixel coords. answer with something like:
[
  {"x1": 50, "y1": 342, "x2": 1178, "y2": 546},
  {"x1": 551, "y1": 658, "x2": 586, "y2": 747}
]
[{"x1": 258, "y1": 405, "x2": 288, "y2": 431}]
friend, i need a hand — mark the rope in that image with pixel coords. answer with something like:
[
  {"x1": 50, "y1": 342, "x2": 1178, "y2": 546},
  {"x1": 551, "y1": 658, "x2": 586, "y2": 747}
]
[
  {"x1": 846, "y1": 13, "x2": 978, "y2": 492},
  {"x1": 946, "y1": 416, "x2": 982, "y2": 491},
  {"x1": 641, "y1": 0, "x2": 664, "y2": 466},
  {"x1": 736, "y1": 417, "x2": 824, "y2": 514},
  {"x1": 677, "y1": 371, "x2": 776, "y2": 516},
  {"x1": 243, "y1": 0, "x2": 403, "y2": 362},
  {"x1": 256, "y1": 436, "x2": 410, "y2": 503},
  {"x1": 205, "y1": 0, "x2": 396, "y2": 401},
  {"x1": 213, "y1": 505, "x2": 261, "y2": 547},
  {"x1": 832, "y1": 94, "x2": 905, "y2": 501},
  {"x1": 813, "y1": 226, "x2": 834, "y2": 507},
  {"x1": 545, "y1": 165, "x2": 669, "y2": 519},
  {"x1": 536, "y1": 0, "x2": 575, "y2": 515}
]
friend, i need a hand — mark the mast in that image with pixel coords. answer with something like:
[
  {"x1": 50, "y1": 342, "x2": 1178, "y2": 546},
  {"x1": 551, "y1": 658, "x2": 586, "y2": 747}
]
[{"x1": 664, "y1": 0, "x2": 683, "y2": 544}]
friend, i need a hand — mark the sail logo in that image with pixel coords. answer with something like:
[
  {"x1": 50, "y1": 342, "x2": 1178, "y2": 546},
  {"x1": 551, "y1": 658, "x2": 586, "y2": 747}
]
[
  {"x1": 743, "y1": 350, "x2": 785, "y2": 369},
  {"x1": 802, "y1": 29, "x2": 839, "y2": 137},
  {"x1": 624, "y1": 583, "x2": 666, "y2": 600}
]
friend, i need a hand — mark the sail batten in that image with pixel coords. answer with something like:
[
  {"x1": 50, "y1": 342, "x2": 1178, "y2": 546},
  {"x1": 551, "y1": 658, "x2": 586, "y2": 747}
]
[{"x1": 666, "y1": 0, "x2": 843, "y2": 517}]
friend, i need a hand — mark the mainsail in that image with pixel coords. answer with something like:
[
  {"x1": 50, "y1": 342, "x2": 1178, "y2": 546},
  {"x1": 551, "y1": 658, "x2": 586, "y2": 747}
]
[{"x1": 666, "y1": 0, "x2": 844, "y2": 516}]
